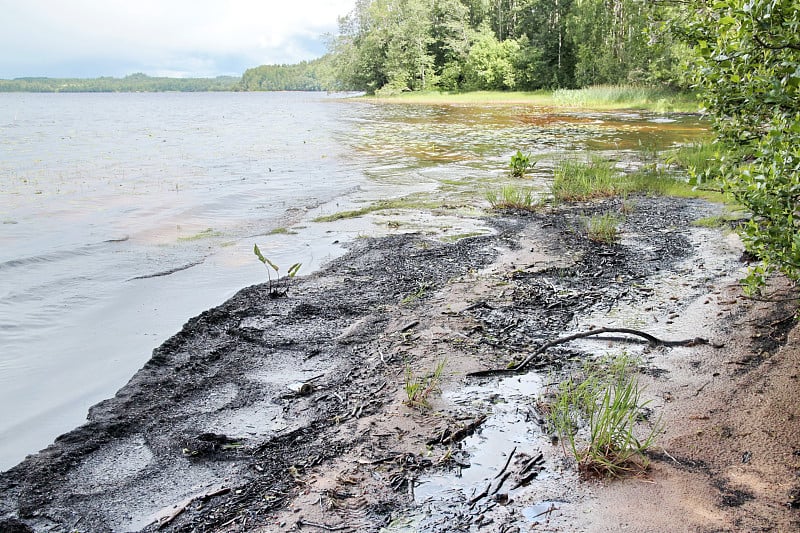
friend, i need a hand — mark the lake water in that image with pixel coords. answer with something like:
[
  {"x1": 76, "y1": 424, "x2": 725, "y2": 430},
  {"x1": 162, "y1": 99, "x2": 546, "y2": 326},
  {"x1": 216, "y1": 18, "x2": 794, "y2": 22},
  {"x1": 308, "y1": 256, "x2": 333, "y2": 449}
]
[{"x1": 0, "y1": 92, "x2": 707, "y2": 470}]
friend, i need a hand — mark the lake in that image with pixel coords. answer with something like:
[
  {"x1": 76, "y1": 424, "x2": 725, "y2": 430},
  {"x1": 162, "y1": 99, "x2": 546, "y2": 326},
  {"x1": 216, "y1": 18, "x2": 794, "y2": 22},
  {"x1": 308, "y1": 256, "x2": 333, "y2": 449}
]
[{"x1": 0, "y1": 92, "x2": 706, "y2": 470}]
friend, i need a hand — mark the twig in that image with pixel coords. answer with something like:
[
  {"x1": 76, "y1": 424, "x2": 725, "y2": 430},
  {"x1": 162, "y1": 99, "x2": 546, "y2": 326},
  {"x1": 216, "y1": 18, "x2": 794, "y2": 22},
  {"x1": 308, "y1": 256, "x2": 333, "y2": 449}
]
[
  {"x1": 519, "y1": 452, "x2": 545, "y2": 475},
  {"x1": 770, "y1": 314, "x2": 798, "y2": 328},
  {"x1": 661, "y1": 448, "x2": 681, "y2": 465},
  {"x1": 531, "y1": 503, "x2": 559, "y2": 519},
  {"x1": 491, "y1": 471, "x2": 513, "y2": 495},
  {"x1": 693, "y1": 380, "x2": 712, "y2": 397},
  {"x1": 743, "y1": 294, "x2": 800, "y2": 303},
  {"x1": 297, "y1": 518, "x2": 351, "y2": 531},
  {"x1": 468, "y1": 327, "x2": 721, "y2": 377},
  {"x1": 154, "y1": 486, "x2": 231, "y2": 529},
  {"x1": 494, "y1": 446, "x2": 517, "y2": 479},
  {"x1": 511, "y1": 469, "x2": 541, "y2": 490},
  {"x1": 469, "y1": 483, "x2": 491, "y2": 506}
]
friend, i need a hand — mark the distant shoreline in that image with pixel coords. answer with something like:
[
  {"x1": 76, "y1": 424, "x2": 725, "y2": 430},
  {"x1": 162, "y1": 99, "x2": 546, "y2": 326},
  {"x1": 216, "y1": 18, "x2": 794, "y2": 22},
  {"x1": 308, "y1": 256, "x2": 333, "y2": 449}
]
[{"x1": 0, "y1": 74, "x2": 243, "y2": 93}]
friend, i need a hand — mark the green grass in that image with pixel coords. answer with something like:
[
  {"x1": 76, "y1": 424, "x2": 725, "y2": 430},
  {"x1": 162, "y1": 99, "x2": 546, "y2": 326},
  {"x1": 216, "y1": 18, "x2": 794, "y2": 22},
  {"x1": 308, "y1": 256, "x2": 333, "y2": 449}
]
[
  {"x1": 692, "y1": 209, "x2": 749, "y2": 228},
  {"x1": 552, "y1": 85, "x2": 699, "y2": 112},
  {"x1": 551, "y1": 157, "x2": 620, "y2": 202},
  {"x1": 440, "y1": 231, "x2": 488, "y2": 243},
  {"x1": 401, "y1": 282, "x2": 431, "y2": 305},
  {"x1": 626, "y1": 169, "x2": 727, "y2": 202},
  {"x1": 666, "y1": 141, "x2": 736, "y2": 186},
  {"x1": 361, "y1": 85, "x2": 699, "y2": 112},
  {"x1": 313, "y1": 197, "x2": 440, "y2": 222},
  {"x1": 404, "y1": 358, "x2": 447, "y2": 410},
  {"x1": 585, "y1": 213, "x2": 622, "y2": 243},
  {"x1": 547, "y1": 353, "x2": 661, "y2": 478},
  {"x1": 267, "y1": 227, "x2": 298, "y2": 236},
  {"x1": 486, "y1": 185, "x2": 537, "y2": 210},
  {"x1": 551, "y1": 156, "x2": 730, "y2": 204}
]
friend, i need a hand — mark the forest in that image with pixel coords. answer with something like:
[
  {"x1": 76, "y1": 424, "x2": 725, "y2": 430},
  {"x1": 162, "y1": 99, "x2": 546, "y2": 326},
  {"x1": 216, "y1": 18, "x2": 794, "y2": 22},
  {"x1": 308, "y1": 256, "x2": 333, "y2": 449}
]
[{"x1": 324, "y1": 0, "x2": 688, "y2": 94}]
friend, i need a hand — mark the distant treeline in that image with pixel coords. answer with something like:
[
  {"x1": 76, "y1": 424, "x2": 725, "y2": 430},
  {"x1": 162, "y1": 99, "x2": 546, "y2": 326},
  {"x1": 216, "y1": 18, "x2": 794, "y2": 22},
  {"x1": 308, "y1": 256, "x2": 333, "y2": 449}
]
[
  {"x1": 0, "y1": 73, "x2": 241, "y2": 92},
  {"x1": 240, "y1": 58, "x2": 335, "y2": 91}
]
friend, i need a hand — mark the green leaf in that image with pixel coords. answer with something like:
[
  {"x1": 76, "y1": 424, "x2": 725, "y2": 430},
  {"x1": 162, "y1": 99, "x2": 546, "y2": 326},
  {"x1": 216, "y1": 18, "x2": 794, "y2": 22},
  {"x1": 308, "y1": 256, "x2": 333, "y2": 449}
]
[
  {"x1": 253, "y1": 244, "x2": 266, "y2": 264},
  {"x1": 287, "y1": 263, "x2": 302, "y2": 277}
]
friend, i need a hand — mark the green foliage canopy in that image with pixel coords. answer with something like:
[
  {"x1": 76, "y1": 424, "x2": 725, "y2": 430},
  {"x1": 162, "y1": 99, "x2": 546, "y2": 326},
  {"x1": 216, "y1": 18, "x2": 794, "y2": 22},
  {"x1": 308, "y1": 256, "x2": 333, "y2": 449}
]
[
  {"x1": 684, "y1": 0, "x2": 800, "y2": 287},
  {"x1": 329, "y1": 0, "x2": 688, "y2": 94}
]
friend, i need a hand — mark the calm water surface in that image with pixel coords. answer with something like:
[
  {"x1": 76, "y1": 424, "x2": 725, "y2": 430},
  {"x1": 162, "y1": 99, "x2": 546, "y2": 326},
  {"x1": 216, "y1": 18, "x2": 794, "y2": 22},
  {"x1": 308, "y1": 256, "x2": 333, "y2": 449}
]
[{"x1": 0, "y1": 92, "x2": 706, "y2": 470}]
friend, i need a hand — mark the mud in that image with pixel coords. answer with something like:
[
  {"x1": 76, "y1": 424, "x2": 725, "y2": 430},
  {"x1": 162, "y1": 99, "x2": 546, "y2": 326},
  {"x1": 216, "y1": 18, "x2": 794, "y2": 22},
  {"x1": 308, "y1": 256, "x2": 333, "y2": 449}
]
[{"x1": 1, "y1": 195, "x2": 798, "y2": 532}]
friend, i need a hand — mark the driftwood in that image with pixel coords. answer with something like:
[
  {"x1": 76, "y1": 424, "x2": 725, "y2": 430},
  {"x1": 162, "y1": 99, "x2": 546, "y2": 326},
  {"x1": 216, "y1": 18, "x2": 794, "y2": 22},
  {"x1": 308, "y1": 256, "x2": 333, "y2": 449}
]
[{"x1": 468, "y1": 327, "x2": 722, "y2": 378}]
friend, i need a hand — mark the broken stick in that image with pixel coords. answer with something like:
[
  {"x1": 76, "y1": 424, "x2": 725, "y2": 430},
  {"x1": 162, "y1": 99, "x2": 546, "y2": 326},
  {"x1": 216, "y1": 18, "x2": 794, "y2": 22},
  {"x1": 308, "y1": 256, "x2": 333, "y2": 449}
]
[{"x1": 468, "y1": 327, "x2": 722, "y2": 377}]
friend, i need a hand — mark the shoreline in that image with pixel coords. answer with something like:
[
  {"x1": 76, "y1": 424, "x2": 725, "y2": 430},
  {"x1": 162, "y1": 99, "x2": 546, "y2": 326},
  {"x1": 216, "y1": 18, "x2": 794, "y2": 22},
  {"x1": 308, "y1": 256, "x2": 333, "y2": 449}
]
[{"x1": 2, "y1": 193, "x2": 797, "y2": 532}]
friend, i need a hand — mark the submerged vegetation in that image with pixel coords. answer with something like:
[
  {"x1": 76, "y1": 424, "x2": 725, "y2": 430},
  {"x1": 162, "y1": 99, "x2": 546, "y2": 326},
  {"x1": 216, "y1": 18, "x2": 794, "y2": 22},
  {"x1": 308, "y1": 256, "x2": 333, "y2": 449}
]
[{"x1": 313, "y1": 197, "x2": 441, "y2": 223}]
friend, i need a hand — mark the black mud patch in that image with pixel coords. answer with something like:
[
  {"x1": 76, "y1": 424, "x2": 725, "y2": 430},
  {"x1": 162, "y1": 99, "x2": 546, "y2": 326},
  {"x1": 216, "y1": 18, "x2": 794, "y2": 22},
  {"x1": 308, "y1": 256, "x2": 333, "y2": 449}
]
[{"x1": 714, "y1": 479, "x2": 755, "y2": 508}]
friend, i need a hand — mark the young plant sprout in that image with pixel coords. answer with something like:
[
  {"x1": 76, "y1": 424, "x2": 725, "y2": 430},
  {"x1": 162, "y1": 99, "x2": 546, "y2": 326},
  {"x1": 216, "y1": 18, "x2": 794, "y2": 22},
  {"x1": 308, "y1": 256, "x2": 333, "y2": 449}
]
[{"x1": 253, "y1": 244, "x2": 301, "y2": 298}]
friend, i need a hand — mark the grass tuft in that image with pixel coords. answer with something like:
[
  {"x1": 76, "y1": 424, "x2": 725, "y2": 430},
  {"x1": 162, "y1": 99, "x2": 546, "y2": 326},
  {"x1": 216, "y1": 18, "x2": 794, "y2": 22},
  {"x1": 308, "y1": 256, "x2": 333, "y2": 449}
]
[
  {"x1": 585, "y1": 213, "x2": 622, "y2": 243},
  {"x1": 552, "y1": 85, "x2": 699, "y2": 112},
  {"x1": 546, "y1": 353, "x2": 661, "y2": 478},
  {"x1": 551, "y1": 156, "x2": 729, "y2": 205},
  {"x1": 486, "y1": 185, "x2": 537, "y2": 210},
  {"x1": 404, "y1": 359, "x2": 447, "y2": 409},
  {"x1": 551, "y1": 157, "x2": 620, "y2": 202}
]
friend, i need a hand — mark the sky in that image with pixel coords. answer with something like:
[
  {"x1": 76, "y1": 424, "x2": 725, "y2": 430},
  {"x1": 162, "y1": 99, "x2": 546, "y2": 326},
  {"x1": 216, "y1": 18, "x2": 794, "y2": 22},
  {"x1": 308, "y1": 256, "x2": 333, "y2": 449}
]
[{"x1": 0, "y1": 0, "x2": 357, "y2": 79}]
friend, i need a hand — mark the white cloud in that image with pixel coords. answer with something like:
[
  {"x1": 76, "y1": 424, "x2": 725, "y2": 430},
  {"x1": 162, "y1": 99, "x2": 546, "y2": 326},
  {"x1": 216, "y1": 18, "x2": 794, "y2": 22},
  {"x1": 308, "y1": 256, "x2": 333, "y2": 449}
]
[{"x1": 0, "y1": 0, "x2": 356, "y2": 78}]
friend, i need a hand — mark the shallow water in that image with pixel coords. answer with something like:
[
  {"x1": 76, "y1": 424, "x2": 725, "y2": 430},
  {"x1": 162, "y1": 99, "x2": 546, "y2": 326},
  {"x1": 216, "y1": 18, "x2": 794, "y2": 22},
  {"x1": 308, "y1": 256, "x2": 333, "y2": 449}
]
[{"x1": 0, "y1": 93, "x2": 706, "y2": 470}]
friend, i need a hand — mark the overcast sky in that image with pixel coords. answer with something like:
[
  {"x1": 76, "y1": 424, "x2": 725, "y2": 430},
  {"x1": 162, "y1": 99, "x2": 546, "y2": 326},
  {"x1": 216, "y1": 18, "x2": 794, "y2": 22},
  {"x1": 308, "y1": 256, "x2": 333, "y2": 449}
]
[{"x1": 0, "y1": 0, "x2": 357, "y2": 79}]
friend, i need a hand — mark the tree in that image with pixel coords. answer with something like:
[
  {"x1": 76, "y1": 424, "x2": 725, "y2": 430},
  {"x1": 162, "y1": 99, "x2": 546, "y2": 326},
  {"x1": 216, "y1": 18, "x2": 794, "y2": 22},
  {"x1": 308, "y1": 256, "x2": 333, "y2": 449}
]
[
  {"x1": 684, "y1": 0, "x2": 800, "y2": 288},
  {"x1": 431, "y1": 0, "x2": 474, "y2": 89},
  {"x1": 518, "y1": 0, "x2": 576, "y2": 88},
  {"x1": 464, "y1": 27, "x2": 521, "y2": 89}
]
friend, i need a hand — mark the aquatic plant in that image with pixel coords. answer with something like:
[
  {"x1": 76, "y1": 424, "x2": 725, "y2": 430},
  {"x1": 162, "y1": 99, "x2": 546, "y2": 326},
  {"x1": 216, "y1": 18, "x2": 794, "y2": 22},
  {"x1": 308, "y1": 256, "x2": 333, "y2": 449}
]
[
  {"x1": 509, "y1": 150, "x2": 533, "y2": 177},
  {"x1": 404, "y1": 359, "x2": 447, "y2": 410},
  {"x1": 253, "y1": 244, "x2": 301, "y2": 298},
  {"x1": 547, "y1": 353, "x2": 661, "y2": 478},
  {"x1": 313, "y1": 196, "x2": 439, "y2": 223}
]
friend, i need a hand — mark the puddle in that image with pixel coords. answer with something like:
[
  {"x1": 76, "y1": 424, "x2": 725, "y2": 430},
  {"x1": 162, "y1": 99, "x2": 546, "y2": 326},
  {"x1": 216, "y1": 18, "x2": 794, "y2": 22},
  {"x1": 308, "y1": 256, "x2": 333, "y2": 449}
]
[{"x1": 406, "y1": 372, "x2": 553, "y2": 530}]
